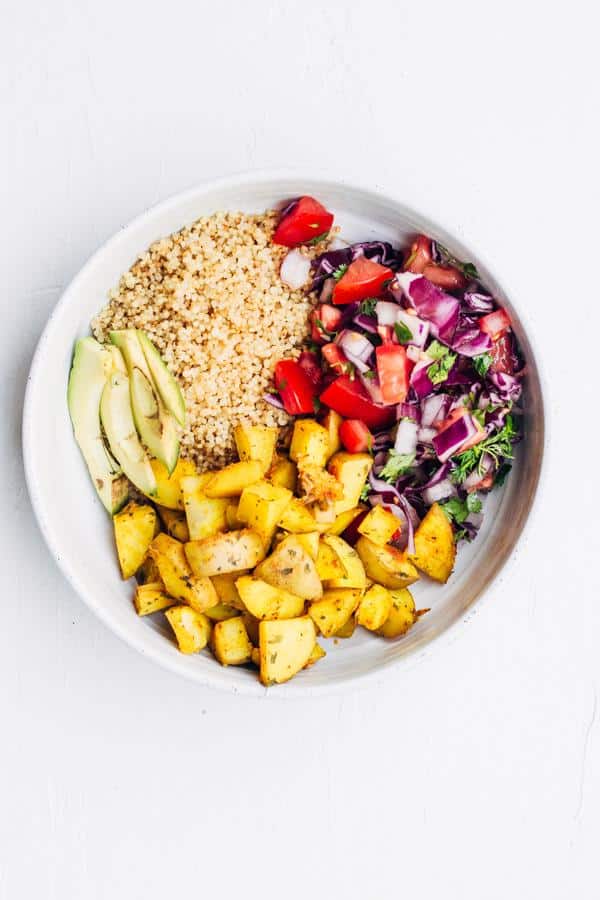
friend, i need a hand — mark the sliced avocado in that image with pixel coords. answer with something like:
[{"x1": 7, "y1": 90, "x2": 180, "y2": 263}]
[
  {"x1": 109, "y1": 330, "x2": 180, "y2": 474},
  {"x1": 67, "y1": 337, "x2": 129, "y2": 514},
  {"x1": 137, "y1": 331, "x2": 186, "y2": 427},
  {"x1": 100, "y1": 372, "x2": 157, "y2": 496}
]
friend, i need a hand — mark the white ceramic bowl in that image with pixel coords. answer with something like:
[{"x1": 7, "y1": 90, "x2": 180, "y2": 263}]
[{"x1": 23, "y1": 171, "x2": 546, "y2": 696}]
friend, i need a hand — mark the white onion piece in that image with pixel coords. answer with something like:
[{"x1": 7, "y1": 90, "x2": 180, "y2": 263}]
[
  {"x1": 417, "y1": 426, "x2": 437, "y2": 444},
  {"x1": 338, "y1": 330, "x2": 374, "y2": 363},
  {"x1": 406, "y1": 344, "x2": 421, "y2": 363},
  {"x1": 280, "y1": 250, "x2": 311, "y2": 289},
  {"x1": 394, "y1": 418, "x2": 418, "y2": 455},
  {"x1": 421, "y1": 394, "x2": 448, "y2": 427},
  {"x1": 319, "y1": 277, "x2": 335, "y2": 303},
  {"x1": 375, "y1": 301, "x2": 399, "y2": 326},
  {"x1": 397, "y1": 309, "x2": 430, "y2": 347},
  {"x1": 423, "y1": 479, "x2": 456, "y2": 505}
]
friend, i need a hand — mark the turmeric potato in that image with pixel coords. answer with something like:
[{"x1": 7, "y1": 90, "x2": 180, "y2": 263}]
[
  {"x1": 294, "y1": 531, "x2": 320, "y2": 561},
  {"x1": 185, "y1": 529, "x2": 266, "y2": 577},
  {"x1": 144, "y1": 458, "x2": 197, "y2": 510},
  {"x1": 408, "y1": 502, "x2": 456, "y2": 583},
  {"x1": 308, "y1": 588, "x2": 362, "y2": 638},
  {"x1": 324, "y1": 505, "x2": 366, "y2": 536},
  {"x1": 149, "y1": 533, "x2": 188, "y2": 574},
  {"x1": 334, "y1": 614, "x2": 357, "y2": 639},
  {"x1": 233, "y1": 422, "x2": 278, "y2": 474},
  {"x1": 203, "y1": 461, "x2": 264, "y2": 498},
  {"x1": 113, "y1": 502, "x2": 158, "y2": 580},
  {"x1": 236, "y1": 575, "x2": 305, "y2": 620},
  {"x1": 254, "y1": 535, "x2": 322, "y2": 601},
  {"x1": 211, "y1": 572, "x2": 247, "y2": 610},
  {"x1": 315, "y1": 539, "x2": 347, "y2": 581},
  {"x1": 321, "y1": 409, "x2": 343, "y2": 460},
  {"x1": 210, "y1": 616, "x2": 253, "y2": 666},
  {"x1": 289, "y1": 419, "x2": 330, "y2": 468},
  {"x1": 259, "y1": 616, "x2": 316, "y2": 685},
  {"x1": 355, "y1": 536, "x2": 419, "y2": 590},
  {"x1": 237, "y1": 480, "x2": 292, "y2": 545},
  {"x1": 277, "y1": 498, "x2": 323, "y2": 534},
  {"x1": 322, "y1": 535, "x2": 367, "y2": 590},
  {"x1": 304, "y1": 642, "x2": 326, "y2": 668},
  {"x1": 133, "y1": 582, "x2": 173, "y2": 616},
  {"x1": 181, "y1": 475, "x2": 229, "y2": 541},
  {"x1": 152, "y1": 553, "x2": 219, "y2": 612},
  {"x1": 267, "y1": 456, "x2": 297, "y2": 493},
  {"x1": 357, "y1": 506, "x2": 400, "y2": 546},
  {"x1": 156, "y1": 505, "x2": 190, "y2": 543},
  {"x1": 165, "y1": 606, "x2": 211, "y2": 654},
  {"x1": 356, "y1": 584, "x2": 393, "y2": 631},
  {"x1": 204, "y1": 603, "x2": 240, "y2": 621},
  {"x1": 376, "y1": 588, "x2": 417, "y2": 638},
  {"x1": 327, "y1": 452, "x2": 372, "y2": 514}
]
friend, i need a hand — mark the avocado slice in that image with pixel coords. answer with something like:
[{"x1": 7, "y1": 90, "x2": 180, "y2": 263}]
[
  {"x1": 137, "y1": 331, "x2": 186, "y2": 427},
  {"x1": 67, "y1": 338, "x2": 129, "y2": 514},
  {"x1": 100, "y1": 372, "x2": 157, "y2": 496},
  {"x1": 109, "y1": 330, "x2": 180, "y2": 474}
]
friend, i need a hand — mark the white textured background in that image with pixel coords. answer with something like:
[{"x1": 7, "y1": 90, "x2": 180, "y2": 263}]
[{"x1": 2, "y1": 1, "x2": 599, "y2": 898}]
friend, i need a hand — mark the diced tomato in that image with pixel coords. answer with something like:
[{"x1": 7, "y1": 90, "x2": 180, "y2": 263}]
[
  {"x1": 480, "y1": 308, "x2": 511, "y2": 339},
  {"x1": 273, "y1": 196, "x2": 334, "y2": 247},
  {"x1": 377, "y1": 324, "x2": 394, "y2": 343},
  {"x1": 339, "y1": 419, "x2": 373, "y2": 453},
  {"x1": 466, "y1": 473, "x2": 494, "y2": 493},
  {"x1": 310, "y1": 303, "x2": 342, "y2": 343},
  {"x1": 274, "y1": 359, "x2": 318, "y2": 415},
  {"x1": 422, "y1": 263, "x2": 466, "y2": 291},
  {"x1": 404, "y1": 235, "x2": 433, "y2": 274},
  {"x1": 332, "y1": 257, "x2": 393, "y2": 305},
  {"x1": 319, "y1": 375, "x2": 396, "y2": 430},
  {"x1": 375, "y1": 344, "x2": 410, "y2": 405},
  {"x1": 297, "y1": 350, "x2": 323, "y2": 387},
  {"x1": 490, "y1": 332, "x2": 516, "y2": 374},
  {"x1": 321, "y1": 342, "x2": 348, "y2": 373}
]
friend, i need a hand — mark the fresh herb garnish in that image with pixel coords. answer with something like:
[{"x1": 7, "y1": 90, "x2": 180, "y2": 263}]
[
  {"x1": 360, "y1": 483, "x2": 371, "y2": 502},
  {"x1": 473, "y1": 353, "x2": 493, "y2": 378},
  {"x1": 359, "y1": 298, "x2": 378, "y2": 316},
  {"x1": 451, "y1": 415, "x2": 518, "y2": 482},
  {"x1": 462, "y1": 262, "x2": 479, "y2": 279},
  {"x1": 362, "y1": 369, "x2": 376, "y2": 380},
  {"x1": 394, "y1": 321, "x2": 413, "y2": 344},
  {"x1": 314, "y1": 318, "x2": 335, "y2": 339},
  {"x1": 435, "y1": 242, "x2": 480, "y2": 280},
  {"x1": 379, "y1": 450, "x2": 416, "y2": 484},
  {"x1": 426, "y1": 340, "x2": 456, "y2": 385},
  {"x1": 333, "y1": 264, "x2": 348, "y2": 281},
  {"x1": 472, "y1": 407, "x2": 487, "y2": 428},
  {"x1": 440, "y1": 492, "x2": 482, "y2": 525},
  {"x1": 308, "y1": 231, "x2": 330, "y2": 246}
]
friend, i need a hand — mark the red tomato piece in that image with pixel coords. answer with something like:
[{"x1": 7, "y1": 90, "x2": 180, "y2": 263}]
[
  {"x1": 332, "y1": 257, "x2": 393, "y2": 305},
  {"x1": 273, "y1": 196, "x2": 334, "y2": 247},
  {"x1": 377, "y1": 324, "x2": 394, "y2": 343},
  {"x1": 422, "y1": 263, "x2": 466, "y2": 291},
  {"x1": 297, "y1": 350, "x2": 323, "y2": 387},
  {"x1": 319, "y1": 376, "x2": 396, "y2": 430},
  {"x1": 339, "y1": 419, "x2": 373, "y2": 453},
  {"x1": 310, "y1": 304, "x2": 342, "y2": 343},
  {"x1": 274, "y1": 359, "x2": 318, "y2": 415},
  {"x1": 321, "y1": 342, "x2": 348, "y2": 373},
  {"x1": 490, "y1": 333, "x2": 516, "y2": 374},
  {"x1": 480, "y1": 308, "x2": 511, "y2": 338},
  {"x1": 375, "y1": 344, "x2": 410, "y2": 405},
  {"x1": 404, "y1": 235, "x2": 433, "y2": 274}
]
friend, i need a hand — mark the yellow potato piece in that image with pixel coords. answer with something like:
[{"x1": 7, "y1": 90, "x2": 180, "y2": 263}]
[
  {"x1": 377, "y1": 588, "x2": 417, "y2": 638},
  {"x1": 113, "y1": 502, "x2": 158, "y2": 580},
  {"x1": 156, "y1": 505, "x2": 190, "y2": 543},
  {"x1": 321, "y1": 409, "x2": 342, "y2": 460},
  {"x1": 356, "y1": 584, "x2": 393, "y2": 631},
  {"x1": 211, "y1": 616, "x2": 253, "y2": 666},
  {"x1": 259, "y1": 616, "x2": 316, "y2": 685},
  {"x1": 322, "y1": 535, "x2": 366, "y2": 590},
  {"x1": 289, "y1": 419, "x2": 331, "y2": 468},
  {"x1": 355, "y1": 536, "x2": 419, "y2": 590},
  {"x1": 133, "y1": 582, "x2": 173, "y2": 616},
  {"x1": 325, "y1": 505, "x2": 366, "y2": 536},
  {"x1": 236, "y1": 575, "x2": 305, "y2": 620},
  {"x1": 268, "y1": 456, "x2": 297, "y2": 492},
  {"x1": 327, "y1": 452, "x2": 372, "y2": 514},
  {"x1": 304, "y1": 642, "x2": 326, "y2": 668},
  {"x1": 233, "y1": 423, "x2": 278, "y2": 473},
  {"x1": 277, "y1": 498, "x2": 323, "y2": 534},
  {"x1": 180, "y1": 475, "x2": 229, "y2": 541},
  {"x1": 225, "y1": 501, "x2": 244, "y2": 530},
  {"x1": 185, "y1": 529, "x2": 266, "y2": 577},
  {"x1": 203, "y1": 461, "x2": 264, "y2": 498},
  {"x1": 308, "y1": 588, "x2": 362, "y2": 638},
  {"x1": 242, "y1": 612, "x2": 260, "y2": 646},
  {"x1": 211, "y1": 572, "x2": 247, "y2": 610},
  {"x1": 149, "y1": 533, "x2": 188, "y2": 574},
  {"x1": 357, "y1": 506, "x2": 400, "y2": 546},
  {"x1": 294, "y1": 531, "x2": 320, "y2": 560},
  {"x1": 408, "y1": 502, "x2": 456, "y2": 583},
  {"x1": 204, "y1": 603, "x2": 240, "y2": 621},
  {"x1": 153, "y1": 552, "x2": 219, "y2": 612},
  {"x1": 333, "y1": 615, "x2": 356, "y2": 639},
  {"x1": 254, "y1": 535, "x2": 322, "y2": 601},
  {"x1": 237, "y1": 480, "x2": 293, "y2": 545},
  {"x1": 144, "y1": 458, "x2": 197, "y2": 510},
  {"x1": 315, "y1": 539, "x2": 347, "y2": 581},
  {"x1": 166, "y1": 605, "x2": 211, "y2": 654}
]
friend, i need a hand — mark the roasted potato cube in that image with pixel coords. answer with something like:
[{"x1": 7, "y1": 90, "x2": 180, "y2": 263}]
[
  {"x1": 251, "y1": 646, "x2": 261, "y2": 667},
  {"x1": 157, "y1": 505, "x2": 190, "y2": 543},
  {"x1": 278, "y1": 498, "x2": 324, "y2": 534},
  {"x1": 204, "y1": 603, "x2": 240, "y2": 621},
  {"x1": 242, "y1": 612, "x2": 260, "y2": 646},
  {"x1": 377, "y1": 588, "x2": 417, "y2": 638},
  {"x1": 268, "y1": 456, "x2": 297, "y2": 492},
  {"x1": 289, "y1": 419, "x2": 330, "y2": 468},
  {"x1": 322, "y1": 535, "x2": 367, "y2": 589},
  {"x1": 294, "y1": 531, "x2": 320, "y2": 560},
  {"x1": 334, "y1": 614, "x2": 356, "y2": 639},
  {"x1": 133, "y1": 582, "x2": 173, "y2": 616},
  {"x1": 325, "y1": 505, "x2": 367, "y2": 536},
  {"x1": 180, "y1": 475, "x2": 229, "y2": 541},
  {"x1": 149, "y1": 533, "x2": 188, "y2": 573},
  {"x1": 254, "y1": 535, "x2": 322, "y2": 601},
  {"x1": 136, "y1": 553, "x2": 163, "y2": 586},
  {"x1": 357, "y1": 506, "x2": 400, "y2": 546},
  {"x1": 165, "y1": 605, "x2": 211, "y2": 654},
  {"x1": 203, "y1": 461, "x2": 264, "y2": 498},
  {"x1": 237, "y1": 480, "x2": 293, "y2": 544},
  {"x1": 235, "y1": 575, "x2": 305, "y2": 620},
  {"x1": 357, "y1": 584, "x2": 393, "y2": 631},
  {"x1": 312, "y1": 499, "x2": 338, "y2": 523},
  {"x1": 328, "y1": 452, "x2": 373, "y2": 514},
  {"x1": 321, "y1": 409, "x2": 342, "y2": 460},
  {"x1": 185, "y1": 529, "x2": 266, "y2": 576},
  {"x1": 153, "y1": 553, "x2": 219, "y2": 612},
  {"x1": 210, "y1": 616, "x2": 253, "y2": 666},
  {"x1": 145, "y1": 458, "x2": 197, "y2": 510},
  {"x1": 304, "y1": 642, "x2": 326, "y2": 668},
  {"x1": 356, "y1": 536, "x2": 419, "y2": 590},
  {"x1": 211, "y1": 572, "x2": 247, "y2": 610},
  {"x1": 225, "y1": 501, "x2": 244, "y2": 530},
  {"x1": 408, "y1": 502, "x2": 456, "y2": 583},
  {"x1": 259, "y1": 616, "x2": 316, "y2": 685},
  {"x1": 315, "y1": 539, "x2": 347, "y2": 580},
  {"x1": 233, "y1": 422, "x2": 278, "y2": 473},
  {"x1": 113, "y1": 502, "x2": 158, "y2": 580},
  {"x1": 308, "y1": 588, "x2": 362, "y2": 638}
]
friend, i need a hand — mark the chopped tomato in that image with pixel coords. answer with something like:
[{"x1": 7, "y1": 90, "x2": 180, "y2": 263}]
[
  {"x1": 310, "y1": 303, "x2": 342, "y2": 343},
  {"x1": 274, "y1": 359, "x2": 318, "y2": 415},
  {"x1": 466, "y1": 473, "x2": 494, "y2": 493},
  {"x1": 319, "y1": 375, "x2": 396, "y2": 430},
  {"x1": 273, "y1": 196, "x2": 334, "y2": 247},
  {"x1": 339, "y1": 419, "x2": 373, "y2": 453},
  {"x1": 404, "y1": 235, "x2": 433, "y2": 274},
  {"x1": 377, "y1": 324, "x2": 394, "y2": 343},
  {"x1": 321, "y1": 342, "x2": 348, "y2": 373},
  {"x1": 332, "y1": 257, "x2": 393, "y2": 305},
  {"x1": 422, "y1": 263, "x2": 466, "y2": 291},
  {"x1": 375, "y1": 344, "x2": 410, "y2": 404},
  {"x1": 490, "y1": 332, "x2": 516, "y2": 374},
  {"x1": 297, "y1": 350, "x2": 322, "y2": 387},
  {"x1": 480, "y1": 308, "x2": 511, "y2": 338}
]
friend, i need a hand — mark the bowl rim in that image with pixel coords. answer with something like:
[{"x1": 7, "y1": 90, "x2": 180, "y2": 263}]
[{"x1": 22, "y1": 167, "x2": 548, "y2": 697}]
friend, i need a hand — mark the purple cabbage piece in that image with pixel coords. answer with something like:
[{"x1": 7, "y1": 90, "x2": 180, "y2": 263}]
[
  {"x1": 410, "y1": 360, "x2": 435, "y2": 399},
  {"x1": 393, "y1": 273, "x2": 460, "y2": 344},
  {"x1": 451, "y1": 326, "x2": 492, "y2": 358},
  {"x1": 432, "y1": 413, "x2": 479, "y2": 462},
  {"x1": 463, "y1": 292, "x2": 495, "y2": 314},
  {"x1": 397, "y1": 401, "x2": 421, "y2": 423},
  {"x1": 488, "y1": 371, "x2": 522, "y2": 403},
  {"x1": 311, "y1": 240, "x2": 403, "y2": 289},
  {"x1": 352, "y1": 313, "x2": 378, "y2": 334}
]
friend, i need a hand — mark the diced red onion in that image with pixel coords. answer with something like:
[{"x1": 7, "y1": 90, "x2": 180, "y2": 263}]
[
  {"x1": 396, "y1": 402, "x2": 421, "y2": 423},
  {"x1": 432, "y1": 413, "x2": 479, "y2": 462},
  {"x1": 280, "y1": 250, "x2": 311, "y2": 289},
  {"x1": 396, "y1": 309, "x2": 430, "y2": 347},
  {"x1": 463, "y1": 292, "x2": 495, "y2": 314},
  {"x1": 399, "y1": 496, "x2": 419, "y2": 554},
  {"x1": 375, "y1": 301, "x2": 399, "y2": 326},
  {"x1": 451, "y1": 326, "x2": 492, "y2": 358},
  {"x1": 393, "y1": 273, "x2": 460, "y2": 343},
  {"x1": 337, "y1": 330, "x2": 374, "y2": 374},
  {"x1": 352, "y1": 313, "x2": 379, "y2": 334},
  {"x1": 410, "y1": 360, "x2": 434, "y2": 399},
  {"x1": 368, "y1": 470, "x2": 402, "y2": 501},
  {"x1": 394, "y1": 418, "x2": 418, "y2": 455},
  {"x1": 319, "y1": 277, "x2": 335, "y2": 303},
  {"x1": 488, "y1": 371, "x2": 522, "y2": 403},
  {"x1": 263, "y1": 392, "x2": 285, "y2": 410}
]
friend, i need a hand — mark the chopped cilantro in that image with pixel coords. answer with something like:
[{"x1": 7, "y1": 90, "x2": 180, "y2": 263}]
[
  {"x1": 359, "y1": 298, "x2": 378, "y2": 316},
  {"x1": 473, "y1": 353, "x2": 493, "y2": 378},
  {"x1": 440, "y1": 492, "x2": 481, "y2": 526},
  {"x1": 308, "y1": 231, "x2": 330, "y2": 245},
  {"x1": 451, "y1": 415, "x2": 518, "y2": 483},
  {"x1": 362, "y1": 369, "x2": 376, "y2": 380},
  {"x1": 333, "y1": 264, "x2": 348, "y2": 281},
  {"x1": 426, "y1": 340, "x2": 456, "y2": 385},
  {"x1": 394, "y1": 321, "x2": 413, "y2": 344},
  {"x1": 379, "y1": 450, "x2": 416, "y2": 484},
  {"x1": 360, "y1": 483, "x2": 371, "y2": 502},
  {"x1": 435, "y1": 242, "x2": 480, "y2": 280}
]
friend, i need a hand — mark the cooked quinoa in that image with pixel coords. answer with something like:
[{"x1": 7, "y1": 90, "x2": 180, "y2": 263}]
[{"x1": 92, "y1": 210, "x2": 319, "y2": 470}]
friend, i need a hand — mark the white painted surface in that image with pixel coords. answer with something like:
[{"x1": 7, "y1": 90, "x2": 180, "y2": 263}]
[{"x1": 1, "y1": 0, "x2": 598, "y2": 897}]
